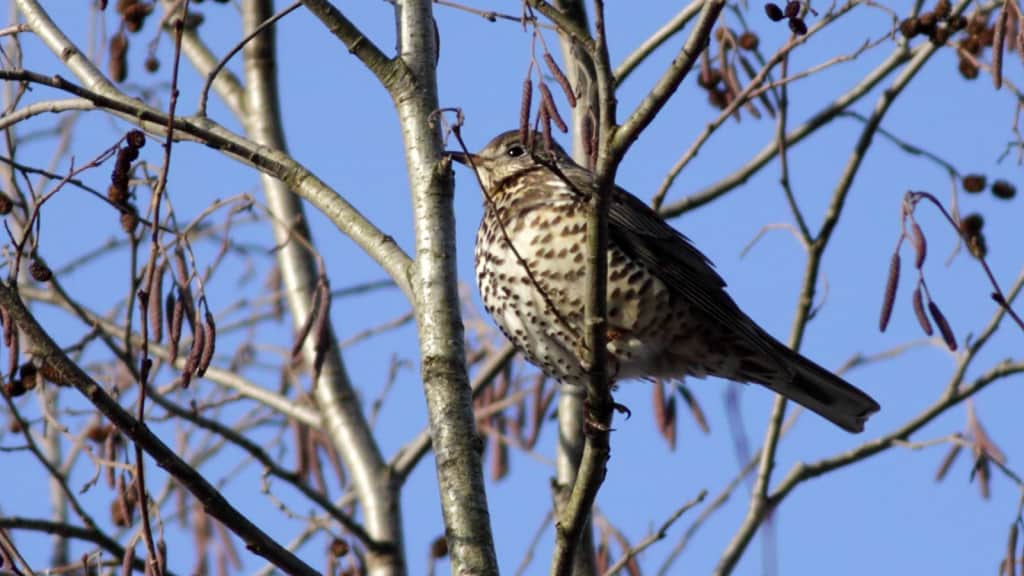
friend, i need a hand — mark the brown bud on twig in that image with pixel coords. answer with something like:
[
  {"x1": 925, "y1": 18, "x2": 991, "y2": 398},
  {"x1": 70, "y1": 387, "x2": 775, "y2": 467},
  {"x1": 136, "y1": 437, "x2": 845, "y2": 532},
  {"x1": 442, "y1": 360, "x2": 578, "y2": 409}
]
[
  {"x1": 520, "y1": 77, "x2": 532, "y2": 148},
  {"x1": 543, "y1": 53, "x2": 577, "y2": 108},
  {"x1": 784, "y1": 1, "x2": 800, "y2": 18},
  {"x1": 765, "y1": 3, "x2": 784, "y2": 21},
  {"x1": 928, "y1": 300, "x2": 957, "y2": 350},
  {"x1": 879, "y1": 253, "x2": 900, "y2": 332},
  {"x1": 912, "y1": 285, "x2": 933, "y2": 336},
  {"x1": 0, "y1": 194, "x2": 11, "y2": 215},
  {"x1": 538, "y1": 82, "x2": 568, "y2": 134}
]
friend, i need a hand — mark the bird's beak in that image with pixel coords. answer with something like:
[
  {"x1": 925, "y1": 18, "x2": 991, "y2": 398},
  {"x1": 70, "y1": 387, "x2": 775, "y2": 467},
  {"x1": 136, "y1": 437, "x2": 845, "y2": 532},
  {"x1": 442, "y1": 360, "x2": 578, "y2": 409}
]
[{"x1": 445, "y1": 150, "x2": 475, "y2": 166}]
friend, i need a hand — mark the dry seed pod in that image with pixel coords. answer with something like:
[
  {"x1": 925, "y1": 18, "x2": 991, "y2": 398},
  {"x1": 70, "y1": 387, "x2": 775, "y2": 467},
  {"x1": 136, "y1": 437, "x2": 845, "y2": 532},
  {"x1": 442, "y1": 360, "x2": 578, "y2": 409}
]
[
  {"x1": 784, "y1": 1, "x2": 800, "y2": 18},
  {"x1": 8, "y1": 329, "x2": 19, "y2": 382},
  {"x1": 900, "y1": 18, "x2": 921, "y2": 38},
  {"x1": 934, "y1": 443, "x2": 962, "y2": 481},
  {"x1": 765, "y1": 2, "x2": 784, "y2": 21},
  {"x1": 168, "y1": 291, "x2": 183, "y2": 363},
  {"x1": 910, "y1": 222, "x2": 927, "y2": 269},
  {"x1": 738, "y1": 31, "x2": 759, "y2": 50},
  {"x1": 912, "y1": 285, "x2": 933, "y2": 335},
  {"x1": 918, "y1": 12, "x2": 937, "y2": 34},
  {"x1": 107, "y1": 183, "x2": 128, "y2": 205},
  {"x1": 183, "y1": 313, "x2": 205, "y2": 377},
  {"x1": 119, "y1": 207, "x2": 138, "y2": 234},
  {"x1": 962, "y1": 174, "x2": 986, "y2": 193},
  {"x1": 311, "y1": 283, "x2": 331, "y2": 379},
  {"x1": 329, "y1": 538, "x2": 349, "y2": 558},
  {"x1": 20, "y1": 362, "x2": 38, "y2": 390},
  {"x1": 933, "y1": 0, "x2": 951, "y2": 19},
  {"x1": 126, "y1": 129, "x2": 146, "y2": 149},
  {"x1": 698, "y1": 66, "x2": 722, "y2": 89},
  {"x1": 961, "y1": 213, "x2": 984, "y2": 236},
  {"x1": 967, "y1": 232, "x2": 987, "y2": 259},
  {"x1": 678, "y1": 383, "x2": 710, "y2": 434},
  {"x1": 539, "y1": 104, "x2": 553, "y2": 151},
  {"x1": 197, "y1": 311, "x2": 215, "y2": 377},
  {"x1": 992, "y1": 6, "x2": 1007, "y2": 90},
  {"x1": 109, "y1": 33, "x2": 128, "y2": 83},
  {"x1": 519, "y1": 77, "x2": 532, "y2": 148},
  {"x1": 538, "y1": 82, "x2": 568, "y2": 133},
  {"x1": 958, "y1": 58, "x2": 979, "y2": 80},
  {"x1": 788, "y1": 17, "x2": 808, "y2": 35},
  {"x1": 1007, "y1": 523, "x2": 1019, "y2": 576},
  {"x1": 430, "y1": 537, "x2": 448, "y2": 559},
  {"x1": 84, "y1": 423, "x2": 111, "y2": 443},
  {"x1": 961, "y1": 36, "x2": 982, "y2": 55},
  {"x1": 0, "y1": 194, "x2": 11, "y2": 215},
  {"x1": 29, "y1": 260, "x2": 52, "y2": 282},
  {"x1": 662, "y1": 395, "x2": 677, "y2": 450},
  {"x1": 991, "y1": 179, "x2": 1016, "y2": 199},
  {"x1": 879, "y1": 253, "x2": 900, "y2": 331},
  {"x1": 929, "y1": 26, "x2": 950, "y2": 46},
  {"x1": 928, "y1": 301, "x2": 957, "y2": 350},
  {"x1": 290, "y1": 290, "x2": 320, "y2": 363},
  {"x1": 543, "y1": 53, "x2": 576, "y2": 108},
  {"x1": 116, "y1": 0, "x2": 138, "y2": 14},
  {"x1": 149, "y1": 265, "x2": 163, "y2": 343},
  {"x1": 4, "y1": 379, "x2": 27, "y2": 398}
]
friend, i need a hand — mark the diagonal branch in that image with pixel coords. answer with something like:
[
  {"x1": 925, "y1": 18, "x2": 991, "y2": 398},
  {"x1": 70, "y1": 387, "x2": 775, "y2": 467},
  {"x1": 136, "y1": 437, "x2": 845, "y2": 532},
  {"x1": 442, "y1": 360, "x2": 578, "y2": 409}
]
[{"x1": 0, "y1": 282, "x2": 320, "y2": 576}]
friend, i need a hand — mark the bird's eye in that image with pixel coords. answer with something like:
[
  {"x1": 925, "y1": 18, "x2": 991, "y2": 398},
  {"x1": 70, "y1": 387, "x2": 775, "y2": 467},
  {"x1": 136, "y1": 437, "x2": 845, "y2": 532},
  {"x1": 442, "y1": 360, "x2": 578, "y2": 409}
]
[{"x1": 506, "y1": 145, "x2": 525, "y2": 158}]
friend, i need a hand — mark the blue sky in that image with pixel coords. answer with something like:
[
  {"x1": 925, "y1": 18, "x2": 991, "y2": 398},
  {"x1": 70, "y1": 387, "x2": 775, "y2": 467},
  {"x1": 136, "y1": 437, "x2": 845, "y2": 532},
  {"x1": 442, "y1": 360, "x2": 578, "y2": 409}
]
[{"x1": 4, "y1": 1, "x2": 1023, "y2": 574}]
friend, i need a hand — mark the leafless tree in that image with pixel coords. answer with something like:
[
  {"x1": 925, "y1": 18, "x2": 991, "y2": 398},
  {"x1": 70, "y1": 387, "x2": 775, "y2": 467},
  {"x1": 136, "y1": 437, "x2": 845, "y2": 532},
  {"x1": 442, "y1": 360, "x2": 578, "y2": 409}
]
[{"x1": 1, "y1": 1, "x2": 1022, "y2": 575}]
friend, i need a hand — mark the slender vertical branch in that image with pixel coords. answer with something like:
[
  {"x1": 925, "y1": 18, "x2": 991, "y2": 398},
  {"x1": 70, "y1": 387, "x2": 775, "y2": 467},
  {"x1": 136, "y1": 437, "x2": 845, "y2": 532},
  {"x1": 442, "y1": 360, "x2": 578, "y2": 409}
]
[{"x1": 390, "y1": 0, "x2": 498, "y2": 572}]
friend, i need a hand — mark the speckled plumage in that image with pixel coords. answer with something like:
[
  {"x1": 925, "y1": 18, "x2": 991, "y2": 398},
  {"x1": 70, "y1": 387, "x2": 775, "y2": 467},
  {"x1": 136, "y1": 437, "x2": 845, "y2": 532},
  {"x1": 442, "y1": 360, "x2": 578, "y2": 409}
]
[{"x1": 452, "y1": 131, "x2": 879, "y2": 433}]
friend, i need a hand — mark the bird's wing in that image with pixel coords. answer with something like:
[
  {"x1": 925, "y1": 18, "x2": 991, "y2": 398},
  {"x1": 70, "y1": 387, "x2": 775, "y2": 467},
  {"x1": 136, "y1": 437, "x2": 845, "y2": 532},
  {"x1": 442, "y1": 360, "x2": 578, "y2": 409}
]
[{"x1": 607, "y1": 187, "x2": 789, "y2": 369}]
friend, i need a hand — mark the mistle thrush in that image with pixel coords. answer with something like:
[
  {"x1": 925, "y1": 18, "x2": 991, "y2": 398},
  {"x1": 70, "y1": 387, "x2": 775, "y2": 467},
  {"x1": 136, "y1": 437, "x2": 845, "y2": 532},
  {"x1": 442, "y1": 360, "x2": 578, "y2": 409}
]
[{"x1": 450, "y1": 130, "x2": 880, "y2": 433}]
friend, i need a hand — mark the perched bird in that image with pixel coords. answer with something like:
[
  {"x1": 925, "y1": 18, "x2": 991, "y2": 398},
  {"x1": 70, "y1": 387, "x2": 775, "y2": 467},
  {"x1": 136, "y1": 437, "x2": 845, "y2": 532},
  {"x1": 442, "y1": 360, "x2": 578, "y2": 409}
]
[{"x1": 449, "y1": 130, "x2": 879, "y2": 433}]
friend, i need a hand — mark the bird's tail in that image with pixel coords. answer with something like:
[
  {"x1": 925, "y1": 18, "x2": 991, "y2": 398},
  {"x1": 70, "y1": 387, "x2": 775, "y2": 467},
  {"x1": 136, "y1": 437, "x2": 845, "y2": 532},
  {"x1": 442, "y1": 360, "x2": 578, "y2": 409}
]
[{"x1": 757, "y1": 347, "x2": 880, "y2": 433}]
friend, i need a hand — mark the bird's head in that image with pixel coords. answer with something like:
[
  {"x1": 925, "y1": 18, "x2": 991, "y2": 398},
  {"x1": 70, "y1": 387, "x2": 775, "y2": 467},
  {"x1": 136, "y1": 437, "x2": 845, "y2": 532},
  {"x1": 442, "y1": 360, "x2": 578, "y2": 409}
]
[{"x1": 447, "y1": 130, "x2": 571, "y2": 192}]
